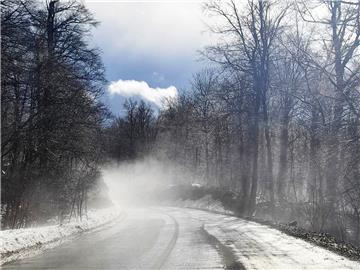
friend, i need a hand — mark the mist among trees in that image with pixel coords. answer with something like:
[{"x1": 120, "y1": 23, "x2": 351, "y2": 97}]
[
  {"x1": 108, "y1": 0, "x2": 360, "y2": 245},
  {"x1": 2, "y1": 0, "x2": 360, "y2": 248}
]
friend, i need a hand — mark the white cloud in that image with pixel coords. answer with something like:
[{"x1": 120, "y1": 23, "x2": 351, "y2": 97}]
[{"x1": 108, "y1": 79, "x2": 178, "y2": 108}]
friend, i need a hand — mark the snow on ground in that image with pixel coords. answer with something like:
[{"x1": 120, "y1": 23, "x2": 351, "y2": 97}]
[
  {"x1": 175, "y1": 195, "x2": 234, "y2": 215},
  {"x1": 0, "y1": 207, "x2": 122, "y2": 265},
  {"x1": 173, "y1": 198, "x2": 360, "y2": 269},
  {"x1": 183, "y1": 209, "x2": 360, "y2": 270}
]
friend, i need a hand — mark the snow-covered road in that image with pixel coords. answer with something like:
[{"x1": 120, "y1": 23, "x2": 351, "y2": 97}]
[
  {"x1": 179, "y1": 208, "x2": 360, "y2": 270},
  {"x1": 2, "y1": 207, "x2": 360, "y2": 269}
]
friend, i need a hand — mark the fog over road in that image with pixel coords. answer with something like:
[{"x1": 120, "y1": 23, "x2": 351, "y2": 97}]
[{"x1": 3, "y1": 208, "x2": 360, "y2": 270}]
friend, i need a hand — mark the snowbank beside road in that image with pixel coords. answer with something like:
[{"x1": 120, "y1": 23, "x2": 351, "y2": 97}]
[
  {"x1": 202, "y1": 215, "x2": 360, "y2": 270},
  {"x1": 168, "y1": 208, "x2": 360, "y2": 270},
  {"x1": 0, "y1": 207, "x2": 122, "y2": 264},
  {"x1": 174, "y1": 196, "x2": 360, "y2": 262}
]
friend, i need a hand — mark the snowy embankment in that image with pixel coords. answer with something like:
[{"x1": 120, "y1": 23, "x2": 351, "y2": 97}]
[
  {"x1": 175, "y1": 197, "x2": 360, "y2": 263},
  {"x1": 0, "y1": 207, "x2": 122, "y2": 265},
  {"x1": 200, "y1": 213, "x2": 360, "y2": 270}
]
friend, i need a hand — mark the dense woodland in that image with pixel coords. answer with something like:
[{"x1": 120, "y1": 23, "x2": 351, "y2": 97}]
[
  {"x1": 1, "y1": 0, "x2": 107, "y2": 228},
  {"x1": 107, "y1": 0, "x2": 360, "y2": 246},
  {"x1": 1, "y1": 0, "x2": 360, "y2": 247}
]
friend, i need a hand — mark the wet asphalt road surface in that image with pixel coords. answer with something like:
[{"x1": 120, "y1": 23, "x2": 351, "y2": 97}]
[
  {"x1": 2, "y1": 208, "x2": 225, "y2": 270},
  {"x1": 4, "y1": 207, "x2": 360, "y2": 270}
]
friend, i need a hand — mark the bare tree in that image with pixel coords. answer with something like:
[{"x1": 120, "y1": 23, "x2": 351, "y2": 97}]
[{"x1": 204, "y1": 0, "x2": 288, "y2": 213}]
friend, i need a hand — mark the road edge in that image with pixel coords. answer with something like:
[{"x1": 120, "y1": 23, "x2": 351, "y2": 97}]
[{"x1": 1, "y1": 210, "x2": 126, "y2": 265}]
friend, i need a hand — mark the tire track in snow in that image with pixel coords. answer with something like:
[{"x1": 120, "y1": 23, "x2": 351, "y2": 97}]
[{"x1": 151, "y1": 210, "x2": 179, "y2": 269}]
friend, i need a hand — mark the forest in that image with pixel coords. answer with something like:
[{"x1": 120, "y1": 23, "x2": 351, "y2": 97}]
[
  {"x1": 2, "y1": 0, "x2": 360, "y2": 248},
  {"x1": 1, "y1": 0, "x2": 108, "y2": 227}
]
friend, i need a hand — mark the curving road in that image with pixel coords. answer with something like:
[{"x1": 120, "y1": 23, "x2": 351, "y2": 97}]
[
  {"x1": 3, "y1": 207, "x2": 360, "y2": 270},
  {"x1": 2, "y1": 208, "x2": 224, "y2": 270}
]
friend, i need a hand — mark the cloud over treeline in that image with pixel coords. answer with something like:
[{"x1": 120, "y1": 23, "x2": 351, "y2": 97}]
[{"x1": 108, "y1": 79, "x2": 178, "y2": 108}]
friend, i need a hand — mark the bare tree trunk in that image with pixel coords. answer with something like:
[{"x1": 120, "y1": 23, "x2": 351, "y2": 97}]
[
  {"x1": 326, "y1": 0, "x2": 346, "y2": 213},
  {"x1": 309, "y1": 108, "x2": 322, "y2": 201},
  {"x1": 249, "y1": 97, "x2": 260, "y2": 215},
  {"x1": 238, "y1": 115, "x2": 250, "y2": 214},
  {"x1": 277, "y1": 105, "x2": 290, "y2": 204},
  {"x1": 263, "y1": 108, "x2": 275, "y2": 205}
]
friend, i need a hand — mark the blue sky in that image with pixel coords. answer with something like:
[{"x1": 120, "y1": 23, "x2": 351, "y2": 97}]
[{"x1": 85, "y1": 1, "x2": 212, "y2": 116}]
